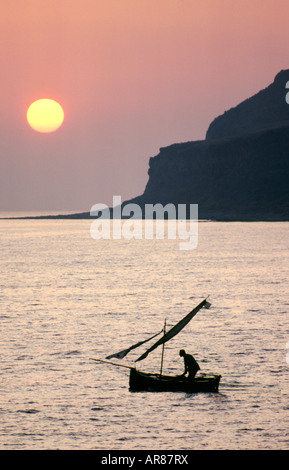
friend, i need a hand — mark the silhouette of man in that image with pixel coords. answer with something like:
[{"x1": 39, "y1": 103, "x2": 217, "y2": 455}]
[{"x1": 179, "y1": 349, "x2": 200, "y2": 380}]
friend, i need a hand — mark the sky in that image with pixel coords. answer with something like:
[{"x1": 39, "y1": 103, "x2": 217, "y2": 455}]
[{"x1": 0, "y1": 0, "x2": 289, "y2": 212}]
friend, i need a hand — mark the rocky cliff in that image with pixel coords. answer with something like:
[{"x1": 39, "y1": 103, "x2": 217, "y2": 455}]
[
  {"x1": 28, "y1": 70, "x2": 289, "y2": 221},
  {"x1": 206, "y1": 70, "x2": 289, "y2": 140},
  {"x1": 125, "y1": 70, "x2": 289, "y2": 221}
]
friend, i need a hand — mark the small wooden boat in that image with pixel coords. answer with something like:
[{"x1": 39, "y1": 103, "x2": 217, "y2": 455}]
[
  {"x1": 91, "y1": 298, "x2": 221, "y2": 393},
  {"x1": 129, "y1": 368, "x2": 221, "y2": 393}
]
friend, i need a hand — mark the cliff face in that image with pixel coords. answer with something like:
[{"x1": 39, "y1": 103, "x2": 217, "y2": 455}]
[{"x1": 127, "y1": 71, "x2": 289, "y2": 221}]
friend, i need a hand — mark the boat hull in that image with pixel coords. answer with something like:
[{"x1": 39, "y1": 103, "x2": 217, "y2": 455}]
[{"x1": 129, "y1": 368, "x2": 221, "y2": 393}]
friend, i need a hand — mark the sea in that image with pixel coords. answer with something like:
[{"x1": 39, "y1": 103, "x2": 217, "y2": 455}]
[{"x1": 0, "y1": 214, "x2": 288, "y2": 451}]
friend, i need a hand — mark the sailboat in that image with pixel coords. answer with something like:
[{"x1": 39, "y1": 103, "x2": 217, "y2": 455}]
[{"x1": 91, "y1": 298, "x2": 221, "y2": 393}]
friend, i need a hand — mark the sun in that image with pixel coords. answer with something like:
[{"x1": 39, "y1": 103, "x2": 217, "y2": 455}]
[{"x1": 27, "y1": 99, "x2": 64, "y2": 133}]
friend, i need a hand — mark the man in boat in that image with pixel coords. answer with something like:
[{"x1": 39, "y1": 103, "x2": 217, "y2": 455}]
[{"x1": 179, "y1": 349, "x2": 200, "y2": 380}]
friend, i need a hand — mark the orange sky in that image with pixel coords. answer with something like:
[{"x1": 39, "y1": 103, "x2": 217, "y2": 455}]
[{"x1": 0, "y1": 0, "x2": 289, "y2": 211}]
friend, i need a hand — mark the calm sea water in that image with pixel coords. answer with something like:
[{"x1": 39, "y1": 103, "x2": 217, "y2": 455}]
[{"x1": 0, "y1": 216, "x2": 288, "y2": 450}]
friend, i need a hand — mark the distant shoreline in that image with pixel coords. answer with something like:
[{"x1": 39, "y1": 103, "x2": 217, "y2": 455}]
[{"x1": 1, "y1": 211, "x2": 288, "y2": 222}]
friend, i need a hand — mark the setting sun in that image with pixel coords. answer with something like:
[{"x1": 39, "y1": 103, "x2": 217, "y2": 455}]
[{"x1": 27, "y1": 99, "x2": 64, "y2": 133}]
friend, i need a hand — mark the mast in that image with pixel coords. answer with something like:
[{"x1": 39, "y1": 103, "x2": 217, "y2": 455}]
[{"x1": 159, "y1": 319, "x2": 166, "y2": 376}]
